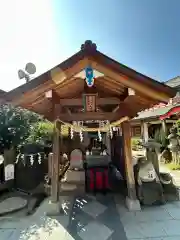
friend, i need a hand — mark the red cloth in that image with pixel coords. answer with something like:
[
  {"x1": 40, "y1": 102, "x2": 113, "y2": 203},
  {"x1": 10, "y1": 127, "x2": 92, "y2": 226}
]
[
  {"x1": 96, "y1": 172, "x2": 103, "y2": 189},
  {"x1": 89, "y1": 169, "x2": 94, "y2": 190},
  {"x1": 104, "y1": 170, "x2": 110, "y2": 189},
  {"x1": 88, "y1": 168, "x2": 110, "y2": 191}
]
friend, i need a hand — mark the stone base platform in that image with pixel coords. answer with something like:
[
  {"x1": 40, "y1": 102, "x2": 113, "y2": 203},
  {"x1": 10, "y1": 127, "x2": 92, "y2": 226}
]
[{"x1": 0, "y1": 196, "x2": 28, "y2": 216}]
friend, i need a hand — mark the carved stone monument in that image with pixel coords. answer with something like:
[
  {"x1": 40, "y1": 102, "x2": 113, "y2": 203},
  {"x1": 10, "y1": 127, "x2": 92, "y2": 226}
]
[
  {"x1": 167, "y1": 127, "x2": 180, "y2": 165},
  {"x1": 70, "y1": 149, "x2": 83, "y2": 170}
]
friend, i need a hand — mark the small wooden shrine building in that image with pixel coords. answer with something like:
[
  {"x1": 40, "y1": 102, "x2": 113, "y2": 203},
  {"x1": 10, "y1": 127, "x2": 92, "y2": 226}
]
[
  {"x1": 2, "y1": 40, "x2": 175, "y2": 211},
  {"x1": 131, "y1": 77, "x2": 180, "y2": 141}
]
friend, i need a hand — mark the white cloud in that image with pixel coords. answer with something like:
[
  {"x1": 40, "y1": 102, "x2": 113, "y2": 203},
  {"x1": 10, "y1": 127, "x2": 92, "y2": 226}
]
[{"x1": 0, "y1": 0, "x2": 60, "y2": 91}]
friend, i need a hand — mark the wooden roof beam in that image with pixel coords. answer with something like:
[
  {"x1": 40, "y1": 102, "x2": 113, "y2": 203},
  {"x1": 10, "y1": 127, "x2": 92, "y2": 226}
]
[
  {"x1": 90, "y1": 60, "x2": 173, "y2": 102},
  {"x1": 59, "y1": 97, "x2": 121, "y2": 106},
  {"x1": 56, "y1": 101, "x2": 138, "y2": 122},
  {"x1": 44, "y1": 89, "x2": 62, "y2": 108},
  {"x1": 3, "y1": 41, "x2": 175, "y2": 107},
  {"x1": 112, "y1": 105, "x2": 119, "y2": 113},
  {"x1": 58, "y1": 112, "x2": 120, "y2": 122}
]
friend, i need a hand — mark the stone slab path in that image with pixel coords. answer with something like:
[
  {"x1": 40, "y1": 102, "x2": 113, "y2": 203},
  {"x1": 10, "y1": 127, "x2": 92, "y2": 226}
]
[
  {"x1": 0, "y1": 197, "x2": 27, "y2": 215},
  {"x1": 117, "y1": 196, "x2": 180, "y2": 240},
  {"x1": 160, "y1": 164, "x2": 180, "y2": 187},
  {"x1": 1, "y1": 194, "x2": 180, "y2": 239}
]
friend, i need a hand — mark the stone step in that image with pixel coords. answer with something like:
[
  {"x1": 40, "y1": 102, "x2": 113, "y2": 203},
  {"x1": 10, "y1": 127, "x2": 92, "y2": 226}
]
[
  {"x1": 45, "y1": 181, "x2": 85, "y2": 196},
  {"x1": 62, "y1": 170, "x2": 85, "y2": 183},
  {"x1": 60, "y1": 182, "x2": 85, "y2": 196}
]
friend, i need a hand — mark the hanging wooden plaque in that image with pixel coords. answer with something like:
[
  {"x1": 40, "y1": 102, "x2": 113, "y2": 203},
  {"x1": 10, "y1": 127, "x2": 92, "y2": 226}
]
[{"x1": 83, "y1": 94, "x2": 97, "y2": 112}]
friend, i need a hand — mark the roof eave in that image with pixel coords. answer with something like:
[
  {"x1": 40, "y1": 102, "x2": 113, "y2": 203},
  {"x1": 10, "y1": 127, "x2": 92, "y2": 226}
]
[{"x1": 3, "y1": 40, "x2": 176, "y2": 103}]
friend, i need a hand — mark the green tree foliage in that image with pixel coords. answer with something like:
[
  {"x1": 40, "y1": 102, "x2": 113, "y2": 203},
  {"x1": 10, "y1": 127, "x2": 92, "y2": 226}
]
[
  {"x1": 0, "y1": 104, "x2": 41, "y2": 151},
  {"x1": 0, "y1": 104, "x2": 69, "y2": 151},
  {"x1": 131, "y1": 138, "x2": 141, "y2": 150},
  {"x1": 26, "y1": 121, "x2": 54, "y2": 144}
]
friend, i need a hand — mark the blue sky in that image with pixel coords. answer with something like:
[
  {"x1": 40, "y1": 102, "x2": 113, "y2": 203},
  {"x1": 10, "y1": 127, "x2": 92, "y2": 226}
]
[
  {"x1": 0, "y1": 0, "x2": 180, "y2": 91},
  {"x1": 53, "y1": 0, "x2": 180, "y2": 81}
]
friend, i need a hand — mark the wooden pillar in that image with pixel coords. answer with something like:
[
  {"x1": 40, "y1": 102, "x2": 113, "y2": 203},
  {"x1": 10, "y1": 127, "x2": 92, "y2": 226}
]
[
  {"x1": 51, "y1": 104, "x2": 61, "y2": 203},
  {"x1": 51, "y1": 123, "x2": 60, "y2": 202},
  {"x1": 122, "y1": 121, "x2": 140, "y2": 210},
  {"x1": 141, "y1": 121, "x2": 149, "y2": 143},
  {"x1": 161, "y1": 119, "x2": 167, "y2": 135},
  {"x1": 105, "y1": 132, "x2": 111, "y2": 156},
  {"x1": 48, "y1": 153, "x2": 53, "y2": 180},
  {"x1": 122, "y1": 121, "x2": 137, "y2": 200}
]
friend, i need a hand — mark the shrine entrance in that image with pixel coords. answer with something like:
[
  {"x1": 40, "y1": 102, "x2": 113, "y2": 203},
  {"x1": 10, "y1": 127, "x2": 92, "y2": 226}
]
[{"x1": 3, "y1": 40, "x2": 175, "y2": 212}]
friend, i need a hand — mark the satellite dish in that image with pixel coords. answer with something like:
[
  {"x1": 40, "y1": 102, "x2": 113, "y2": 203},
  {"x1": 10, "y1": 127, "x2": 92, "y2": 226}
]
[
  {"x1": 18, "y1": 69, "x2": 26, "y2": 79},
  {"x1": 25, "y1": 62, "x2": 36, "y2": 75}
]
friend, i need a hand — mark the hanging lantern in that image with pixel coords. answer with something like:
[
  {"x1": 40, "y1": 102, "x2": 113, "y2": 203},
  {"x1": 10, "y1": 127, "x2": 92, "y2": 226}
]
[{"x1": 85, "y1": 66, "x2": 95, "y2": 87}]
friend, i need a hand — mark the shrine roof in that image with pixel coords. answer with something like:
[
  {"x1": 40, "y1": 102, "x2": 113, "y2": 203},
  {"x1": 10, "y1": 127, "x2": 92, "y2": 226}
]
[
  {"x1": 133, "y1": 105, "x2": 175, "y2": 120},
  {"x1": 165, "y1": 76, "x2": 180, "y2": 88},
  {"x1": 132, "y1": 78, "x2": 180, "y2": 121},
  {"x1": 1, "y1": 40, "x2": 176, "y2": 120}
]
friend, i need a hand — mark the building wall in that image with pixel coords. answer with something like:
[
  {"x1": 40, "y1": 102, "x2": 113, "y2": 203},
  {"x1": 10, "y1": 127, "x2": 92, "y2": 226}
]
[{"x1": 131, "y1": 126, "x2": 141, "y2": 137}]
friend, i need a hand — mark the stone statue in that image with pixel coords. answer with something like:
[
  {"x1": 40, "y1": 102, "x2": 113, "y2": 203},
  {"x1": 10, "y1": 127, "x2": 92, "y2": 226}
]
[
  {"x1": 167, "y1": 127, "x2": 180, "y2": 151},
  {"x1": 167, "y1": 127, "x2": 180, "y2": 165},
  {"x1": 143, "y1": 139, "x2": 162, "y2": 175},
  {"x1": 133, "y1": 140, "x2": 165, "y2": 205},
  {"x1": 139, "y1": 137, "x2": 180, "y2": 202},
  {"x1": 134, "y1": 154, "x2": 164, "y2": 205}
]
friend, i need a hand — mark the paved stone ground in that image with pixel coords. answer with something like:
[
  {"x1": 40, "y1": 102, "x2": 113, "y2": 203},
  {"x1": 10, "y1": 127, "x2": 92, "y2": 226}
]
[
  {"x1": 116, "y1": 197, "x2": 180, "y2": 240},
  {"x1": 0, "y1": 196, "x2": 27, "y2": 215},
  {"x1": 160, "y1": 164, "x2": 180, "y2": 187},
  {"x1": 0, "y1": 194, "x2": 127, "y2": 240},
  {"x1": 1, "y1": 194, "x2": 180, "y2": 239},
  {"x1": 66, "y1": 194, "x2": 127, "y2": 240}
]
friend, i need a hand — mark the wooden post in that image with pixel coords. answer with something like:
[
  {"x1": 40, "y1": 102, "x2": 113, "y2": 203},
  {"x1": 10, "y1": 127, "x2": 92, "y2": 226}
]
[
  {"x1": 51, "y1": 123, "x2": 60, "y2": 203},
  {"x1": 48, "y1": 153, "x2": 53, "y2": 180},
  {"x1": 122, "y1": 121, "x2": 136, "y2": 199},
  {"x1": 161, "y1": 119, "x2": 167, "y2": 135},
  {"x1": 122, "y1": 121, "x2": 141, "y2": 210},
  {"x1": 51, "y1": 103, "x2": 61, "y2": 203},
  {"x1": 141, "y1": 121, "x2": 149, "y2": 143},
  {"x1": 105, "y1": 132, "x2": 111, "y2": 156}
]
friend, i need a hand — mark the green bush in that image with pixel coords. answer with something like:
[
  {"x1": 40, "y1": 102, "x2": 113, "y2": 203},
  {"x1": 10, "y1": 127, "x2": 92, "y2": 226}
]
[
  {"x1": 26, "y1": 121, "x2": 54, "y2": 144},
  {"x1": 166, "y1": 163, "x2": 180, "y2": 170},
  {"x1": 0, "y1": 104, "x2": 41, "y2": 150},
  {"x1": 131, "y1": 138, "x2": 141, "y2": 150}
]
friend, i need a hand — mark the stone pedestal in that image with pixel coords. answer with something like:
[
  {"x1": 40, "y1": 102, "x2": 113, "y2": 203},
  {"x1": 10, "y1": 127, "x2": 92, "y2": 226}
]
[
  {"x1": 125, "y1": 197, "x2": 141, "y2": 211},
  {"x1": 46, "y1": 200, "x2": 60, "y2": 216}
]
